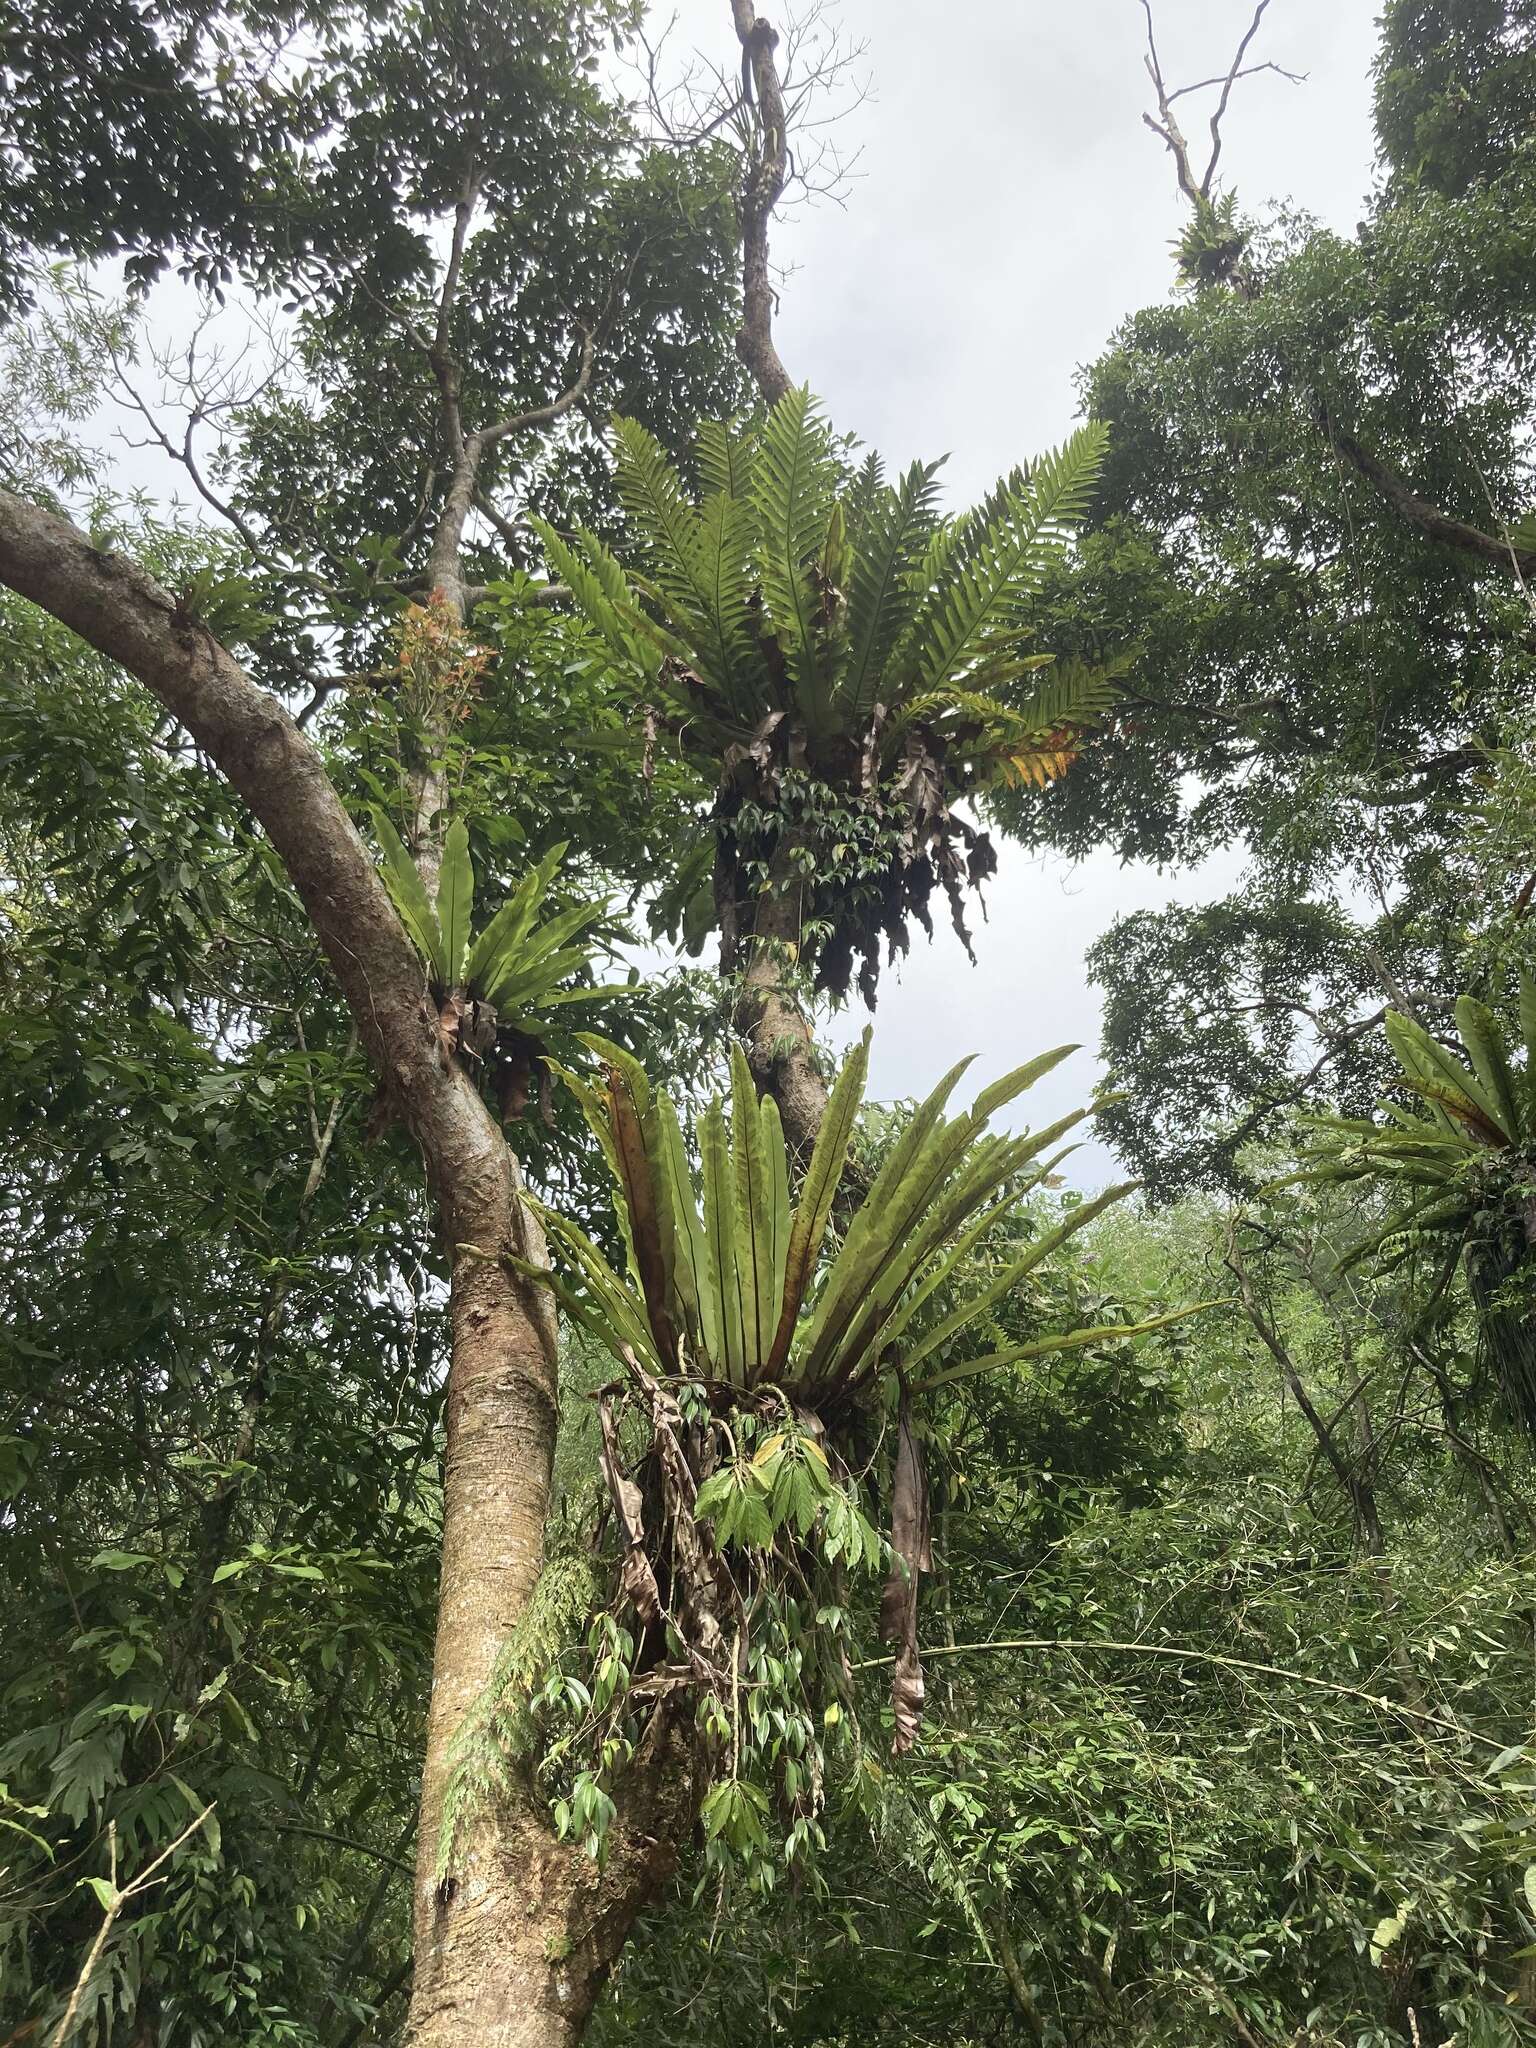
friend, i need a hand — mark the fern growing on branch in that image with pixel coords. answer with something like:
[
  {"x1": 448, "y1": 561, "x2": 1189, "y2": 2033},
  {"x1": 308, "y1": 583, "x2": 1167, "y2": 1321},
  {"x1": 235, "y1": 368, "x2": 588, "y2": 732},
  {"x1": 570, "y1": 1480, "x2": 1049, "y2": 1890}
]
[
  {"x1": 483, "y1": 1034, "x2": 1212, "y2": 1885},
  {"x1": 538, "y1": 389, "x2": 1118, "y2": 1003}
]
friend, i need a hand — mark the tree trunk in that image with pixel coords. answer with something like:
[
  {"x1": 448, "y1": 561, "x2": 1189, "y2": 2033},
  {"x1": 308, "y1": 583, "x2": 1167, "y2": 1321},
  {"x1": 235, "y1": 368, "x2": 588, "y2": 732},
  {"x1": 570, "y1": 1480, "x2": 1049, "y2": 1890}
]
[
  {"x1": 0, "y1": 487, "x2": 696, "y2": 2048},
  {"x1": 400, "y1": 999, "x2": 699, "y2": 2043},
  {"x1": 733, "y1": 838, "x2": 829, "y2": 1157},
  {"x1": 404, "y1": 1719, "x2": 694, "y2": 2048}
]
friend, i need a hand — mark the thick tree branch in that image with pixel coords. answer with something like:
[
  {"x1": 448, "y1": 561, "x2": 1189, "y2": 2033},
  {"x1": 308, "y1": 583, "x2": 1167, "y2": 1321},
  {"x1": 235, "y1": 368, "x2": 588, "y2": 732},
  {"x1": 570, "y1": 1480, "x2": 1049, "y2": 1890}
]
[
  {"x1": 0, "y1": 486, "x2": 581, "y2": 2048},
  {"x1": 422, "y1": 327, "x2": 596, "y2": 619},
  {"x1": 0, "y1": 487, "x2": 438, "y2": 1082},
  {"x1": 1325, "y1": 417, "x2": 1536, "y2": 584},
  {"x1": 728, "y1": 3, "x2": 794, "y2": 405}
]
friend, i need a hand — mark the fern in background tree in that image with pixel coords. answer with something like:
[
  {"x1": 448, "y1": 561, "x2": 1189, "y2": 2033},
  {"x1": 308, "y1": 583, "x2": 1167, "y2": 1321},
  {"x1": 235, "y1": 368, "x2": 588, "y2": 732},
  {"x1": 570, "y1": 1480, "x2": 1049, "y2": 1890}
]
[{"x1": 1290, "y1": 990, "x2": 1536, "y2": 1432}]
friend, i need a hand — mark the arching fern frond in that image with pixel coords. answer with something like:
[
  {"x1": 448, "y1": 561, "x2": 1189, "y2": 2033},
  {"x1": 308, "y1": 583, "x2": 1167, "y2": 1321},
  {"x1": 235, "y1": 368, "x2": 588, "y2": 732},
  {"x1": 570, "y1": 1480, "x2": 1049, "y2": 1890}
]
[
  {"x1": 901, "y1": 424, "x2": 1108, "y2": 696},
  {"x1": 611, "y1": 418, "x2": 768, "y2": 718},
  {"x1": 750, "y1": 386, "x2": 840, "y2": 738},
  {"x1": 839, "y1": 456, "x2": 946, "y2": 725}
]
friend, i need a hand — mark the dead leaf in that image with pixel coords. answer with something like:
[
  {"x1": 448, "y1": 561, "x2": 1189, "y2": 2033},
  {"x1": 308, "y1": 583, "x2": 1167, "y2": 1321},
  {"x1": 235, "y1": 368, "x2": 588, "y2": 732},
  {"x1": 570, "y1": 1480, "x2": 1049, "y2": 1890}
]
[{"x1": 598, "y1": 1396, "x2": 661, "y2": 1625}]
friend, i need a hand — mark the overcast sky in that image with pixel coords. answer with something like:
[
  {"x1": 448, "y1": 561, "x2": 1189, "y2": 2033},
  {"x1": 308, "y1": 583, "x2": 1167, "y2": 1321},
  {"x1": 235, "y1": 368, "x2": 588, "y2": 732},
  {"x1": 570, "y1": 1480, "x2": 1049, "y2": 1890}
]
[{"x1": 644, "y1": 0, "x2": 1383, "y2": 1181}]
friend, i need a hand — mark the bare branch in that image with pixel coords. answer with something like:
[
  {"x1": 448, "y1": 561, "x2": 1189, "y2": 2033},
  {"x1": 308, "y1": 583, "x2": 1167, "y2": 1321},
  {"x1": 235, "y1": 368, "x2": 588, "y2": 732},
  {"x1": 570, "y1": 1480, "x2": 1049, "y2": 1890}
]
[
  {"x1": 854, "y1": 1638, "x2": 1501, "y2": 1754},
  {"x1": 480, "y1": 325, "x2": 595, "y2": 446},
  {"x1": 1224, "y1": 1221, "x2": 1384, "y2": 1554},
  {"x1": 1139, "y1": 0, "x2": 1201, "y2": 206},
  {"x1": 1138, "y1": 0, "x2": 1305, "y2": 210},
  {"x1": 50, "y1": 1808, "x2": 218, "y2": 2048},
  {"x1": 1203, "y1": 0, "x2": 1273, "y2": 196},
  {"x1": 93, "y1": 307, "x2": 346, "y2": 600},
  {"x1": 1165, "y1": 60, "x2": 1305, "y2": 108}
]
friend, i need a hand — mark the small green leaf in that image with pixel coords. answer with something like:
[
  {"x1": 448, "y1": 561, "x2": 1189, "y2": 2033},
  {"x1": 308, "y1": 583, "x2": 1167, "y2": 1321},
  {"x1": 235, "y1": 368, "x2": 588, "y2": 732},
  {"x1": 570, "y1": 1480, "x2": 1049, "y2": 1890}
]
[{"x1": 90, "y1": 1550, "x2": 152, "y2": 1572}]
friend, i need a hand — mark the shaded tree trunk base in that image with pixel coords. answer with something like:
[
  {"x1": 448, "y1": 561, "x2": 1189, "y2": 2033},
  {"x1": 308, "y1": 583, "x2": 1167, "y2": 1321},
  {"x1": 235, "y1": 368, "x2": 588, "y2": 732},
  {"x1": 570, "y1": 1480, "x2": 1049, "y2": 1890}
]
[{"x1": 405, "y1": 1717, "x2": 696, "y2": 2048}]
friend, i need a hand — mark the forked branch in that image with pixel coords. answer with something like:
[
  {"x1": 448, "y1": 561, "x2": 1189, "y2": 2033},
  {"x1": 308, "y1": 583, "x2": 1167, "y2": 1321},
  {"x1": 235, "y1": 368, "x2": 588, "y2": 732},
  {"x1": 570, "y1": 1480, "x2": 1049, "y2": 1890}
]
[
  {"x1": 1312, "y1": 399, "x2": 1536, "y2": 593},
  {"x1": 1138, "y1": 0, "x2": 1304, "y2": 208}
]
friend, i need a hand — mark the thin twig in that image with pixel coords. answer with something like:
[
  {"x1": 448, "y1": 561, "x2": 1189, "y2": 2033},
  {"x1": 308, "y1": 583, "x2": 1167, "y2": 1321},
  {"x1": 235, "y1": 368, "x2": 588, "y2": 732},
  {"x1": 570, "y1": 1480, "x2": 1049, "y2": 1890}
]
[
  {"x1": 50, "y1": 1807, "x2": 217, "y2": 2047},
  {"x1": 852, "y1": 1638, "x2": 1504, "y2": 1751}
]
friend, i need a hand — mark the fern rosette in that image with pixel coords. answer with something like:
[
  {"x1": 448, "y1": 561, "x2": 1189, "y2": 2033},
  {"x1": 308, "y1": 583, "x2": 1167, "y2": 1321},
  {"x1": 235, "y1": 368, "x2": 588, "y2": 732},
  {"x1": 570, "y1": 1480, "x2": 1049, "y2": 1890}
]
[
  {"x1": 538, "y1": 388, "x2": 1121, "y2": 1002},
  {"x1": 1289, "y1": 986, "x2": 1536, "y2": 1431},
  {"x1": 367, "y1": 809, "x2": 620, "y2": 1117},
  {"x1": 477, "y1": 1035, "x2": 1210, "y2": 1884}
]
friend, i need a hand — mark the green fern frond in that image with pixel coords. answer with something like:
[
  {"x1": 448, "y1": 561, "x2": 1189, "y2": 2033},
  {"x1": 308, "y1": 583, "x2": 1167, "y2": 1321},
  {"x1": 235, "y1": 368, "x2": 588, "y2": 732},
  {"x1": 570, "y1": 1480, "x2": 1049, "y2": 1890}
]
[
  {"x1": 612, "y1": 416, "x2": 763, "y2": 713},
  {"x1": 750, "y1": 387, "x2": 840, "y2": 738},
  {"x1": 532, "y1": 520, "x2": 663, "y2": 684},
  {"x1": 888, "y1": 684, "x2": 1044, "y2": 738},
  {"x1": 901, "y1": 425, "x2": 1108, "y2": 695},
  {"x1": 696, "y1": 417, "x2": 760, "y2": 501},
  {"x1": 888, "y1": 655, "x2": 1123, "y2": 753},
  {"x1": 839, "y1": 457, "x2": 946, "y2": 726},
  {"x1": 843, "y1": 449, "x2": 886, "y2": 534},
  {"x1": 1003, "y1": 652, "x2": 1128, "y2": 735},
  {"x1": 611, "y1": 417, "x2": 708, "y2": 596},
  {"x1": 696, "y1": 489, "x2": 773, "y2": 721}
]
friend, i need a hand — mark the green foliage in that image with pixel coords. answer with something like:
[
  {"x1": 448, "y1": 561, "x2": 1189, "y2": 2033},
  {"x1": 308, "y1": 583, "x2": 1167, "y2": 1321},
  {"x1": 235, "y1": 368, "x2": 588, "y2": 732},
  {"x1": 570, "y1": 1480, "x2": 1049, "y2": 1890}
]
[
  {"x1": 0, "y1": 612, "x2": 440, "y2": 2044},
  {"x1": 531, "y1": 1034, "x2": 1141, "y2": 1399},
  {"x1": 12, "y1": 2, "x2": 1536, "y2": 2041},
  {"x1": 367, "y1": 811, "x2": 609, "y2": 1024},
  {"x1": 1019, "y1": 1, "x2": 1536, "y2": 1194},
  {"x1": 551, "y1": 393, "x2": 1109, "y2": 751},
  {"x1": 602, "y1": 1191, "x2": 1536, "y2": 2048},
  {"x1": 1291, "y1": 990, "x2": 1536, "y2": 1431},
  {"x1": 1374, "y1": 0, "x2": 1536, "y2": 198},
  {"x1": 542, "y1": 390, "x2": 1115, "y2": 1002},
  {"x1": 1090, "y1": 892, "x2": 1398, "y2": 1200},
  {"x1": 1172, "y1": 190, "x2": 1249, "y2": 288},
  {"x1": 490, "y1": 1039, "x2": 1219, "y2": 1895},
  {"x1": 437, "y1": 1544, "x2": 599, "y2": 1877}
]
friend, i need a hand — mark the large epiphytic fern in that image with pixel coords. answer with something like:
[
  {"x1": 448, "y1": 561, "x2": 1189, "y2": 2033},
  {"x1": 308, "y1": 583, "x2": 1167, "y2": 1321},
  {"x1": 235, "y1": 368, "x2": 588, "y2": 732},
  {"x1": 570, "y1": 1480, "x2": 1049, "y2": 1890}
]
[
  {"x1": 539, "y1": 389, "x2": 1111, "y2": 772},
  {"x1": 368, "y1": 812, "x2": 617, "y2": 1112},
  {"x1": 502, "y1": 1033, "x2": 1202, "y2": 1817},
  {"x1": 536, "y1": 390, "x2": 1117, "y2": 1002},
  {"x1": 528, "y1": 1030, "x2": 1166, "y2": 1400},
  {"x1": 1289, "y1": 989, "x2": 1536, "y2": 1433}
]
